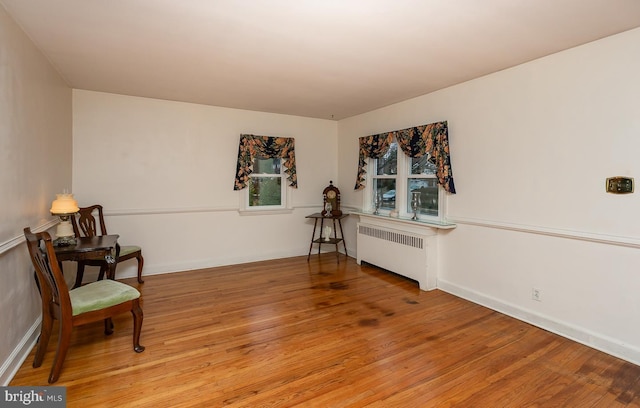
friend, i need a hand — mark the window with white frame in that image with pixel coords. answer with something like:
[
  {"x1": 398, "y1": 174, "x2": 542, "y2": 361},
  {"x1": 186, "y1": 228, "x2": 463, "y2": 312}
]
[
  {"x1": 407, "y1": 155, "x2": 439, "y2": 217},
  {"x1": 233, "y1": 134, "x2": 297, "y2": 213},
  {"x1": 247, "y1": 157, "x2": 285, "y2": 208},
  {"x1": 355, "y1": 121, "x2": 454, "y2": 220},
  {"x1": 371, "y1": 143, "x2": 397, "y2": 211},
  {"x1": 371, "y1": 140, "x2": 443, "y2": 220}
]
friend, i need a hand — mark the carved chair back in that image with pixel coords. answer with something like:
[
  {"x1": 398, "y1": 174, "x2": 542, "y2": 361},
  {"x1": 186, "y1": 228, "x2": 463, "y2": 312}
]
[
  {"x1": 72, "y1": 204, "x2": 108, "y2": 238},
  {"x1": 24, "y1": 228, "x2": 72, "y2": 321}
]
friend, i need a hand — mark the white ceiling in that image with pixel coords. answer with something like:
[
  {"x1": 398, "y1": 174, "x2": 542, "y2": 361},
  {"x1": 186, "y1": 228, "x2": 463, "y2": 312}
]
[{"x1": 3, "y1": 0, "x2": 640, "y2": 120}]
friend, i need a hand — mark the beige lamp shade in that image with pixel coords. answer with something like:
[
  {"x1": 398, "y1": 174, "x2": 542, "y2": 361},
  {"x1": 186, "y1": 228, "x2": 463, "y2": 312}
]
[{"x1": 50, "y1": 193, "x2": 79, "y2": 215}]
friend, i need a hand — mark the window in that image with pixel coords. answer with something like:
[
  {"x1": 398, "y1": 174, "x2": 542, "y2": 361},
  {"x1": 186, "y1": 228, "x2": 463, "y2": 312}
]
[
  {"x1": 371, "y1": 140, "x2": 443, "y2": 220},
  {"x1": 355, "y1": 121, "x2": 455, "y2": 220},
  {"x1": 233, "y1": 134, "x2": 297, "y2": 214},
  {"x1": 371, "y1": 143, "x2": 397, "y2": 211},
  {"x1": 248, "y1": 157, "x2": 284, "y2": 208},
  {"x1": 407, "y1": 156, "x2": 439, "y2": 217}
]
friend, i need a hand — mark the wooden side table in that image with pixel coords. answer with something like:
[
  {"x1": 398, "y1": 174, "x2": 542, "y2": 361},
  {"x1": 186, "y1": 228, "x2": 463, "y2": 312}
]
[
  {"x1": 306, "y1": 213, "x2": 348, "y2": 262},
  {"x1": 54, "y1": 235, "x2": 120, "y2": 281}
]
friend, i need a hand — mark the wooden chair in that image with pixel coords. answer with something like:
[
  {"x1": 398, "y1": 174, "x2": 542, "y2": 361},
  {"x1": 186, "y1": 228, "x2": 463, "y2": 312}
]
[
  {"x1": 71, "y1": 204, "x2": 144, "y2": 287},
  {"x1": 24, "y1": 228, "x2": 144, "y2": 383}
]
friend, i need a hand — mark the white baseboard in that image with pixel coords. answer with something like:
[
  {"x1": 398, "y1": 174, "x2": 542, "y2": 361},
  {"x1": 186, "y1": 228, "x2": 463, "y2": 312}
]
[
  {"x1": 437, "y1": 279, "x2": 640, "y2": 366},
  {"x1": 110, "y1": 245, "x2": 353, "y2": 280},
  {"x1": 1, "y1": 317, "x2": 41, "y2": 386}
]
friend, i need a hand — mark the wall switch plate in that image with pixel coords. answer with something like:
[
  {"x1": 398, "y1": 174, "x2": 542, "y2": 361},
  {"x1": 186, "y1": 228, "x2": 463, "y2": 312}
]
[{"x1": 606, "y1": 177, "x2": 634, "y2": 194}]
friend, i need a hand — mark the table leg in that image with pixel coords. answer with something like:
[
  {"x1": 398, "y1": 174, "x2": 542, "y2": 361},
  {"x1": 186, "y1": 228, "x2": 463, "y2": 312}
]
[
  {"x1": 332, "y1": 218, "x2": 339, "y2": 262},
  {"x1": 338, "y1": 218, "x2": 347, "y2": 257},
  {"x1": 318, "y1": 218, "x2": 325, "y2": 255},
  {"x1": 104, "y1": 244, "x2": 120, "y2": 280},
  {"x1": 104, "y1": 255, "x2": 117, "y2": 280},
  {"x1": 307, "y1": 218, "x2": 319, "y2": 261}
]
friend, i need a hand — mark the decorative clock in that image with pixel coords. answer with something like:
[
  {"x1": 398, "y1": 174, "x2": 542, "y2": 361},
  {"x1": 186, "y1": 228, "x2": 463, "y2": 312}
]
[{"x1": 321, "y1": 181, "x2": 342, "y2": 217}]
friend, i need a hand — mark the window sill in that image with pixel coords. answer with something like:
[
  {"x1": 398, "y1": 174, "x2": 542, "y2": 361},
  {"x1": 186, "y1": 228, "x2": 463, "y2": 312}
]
[
  {"x1": 238, "y1": 208, "x2": 294, "y2": 216},
  {"x1": 352, "y1": 211, "x2": 456, "y2": 230}
]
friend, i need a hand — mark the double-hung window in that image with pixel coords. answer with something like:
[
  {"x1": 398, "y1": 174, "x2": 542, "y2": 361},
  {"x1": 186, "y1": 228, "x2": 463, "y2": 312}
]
[
  {"x1": 407, "y1": 155, "x2": 439, "y2": 217},
  {"x1": 371, "y1": 143, "x2": 398, "y2": 211},
  {"x1": 371, "y1": 140, "x2": 443, "y2": 220},
  {"x1": 357, "y1": 121, "x2": 455, "y2": 221},
  {"x1": 234, "y1": 134, "x2": 297, "y2": 214},
  {"x1": 248, "y1": 157, "x2": 284, "y2": 208}
]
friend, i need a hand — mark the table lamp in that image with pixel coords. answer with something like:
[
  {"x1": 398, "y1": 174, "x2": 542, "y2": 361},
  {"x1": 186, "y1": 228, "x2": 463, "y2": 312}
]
[{"x1": 50, "y1": 193, "x2": 80, "y2": 246}]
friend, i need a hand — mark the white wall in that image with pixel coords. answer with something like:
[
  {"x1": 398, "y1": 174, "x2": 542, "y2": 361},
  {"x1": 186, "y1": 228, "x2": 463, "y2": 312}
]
[
  {"x1": 72, "y1": 90, "x2": 346, "y2": 277},
  {"x1": 337, "y1": 28, "x2": 640, "y2": 364},
  {"x1": 0, "y1": 5, "x2": 72, "y2": 384}
]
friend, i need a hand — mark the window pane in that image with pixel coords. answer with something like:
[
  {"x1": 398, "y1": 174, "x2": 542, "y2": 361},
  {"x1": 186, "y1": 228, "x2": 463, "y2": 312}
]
[
  {"x1": 407, "y1": 178, "x2": 438, "y2": 216},
  {"x1": 253, "y1": 158, "x2": 281, "y2": 174},
  {"x1": 376, "y1": 144, "x2": 397, "y2": 175},
  {"x1": 374, "y1": 179, "x2": 396, "y2": 210},
  {"x1": 249, "y1": 177, "x2": 282, "y2": 206},
  {"x1": 410, "y1": 156, "x2": 436, "y2": 175}
]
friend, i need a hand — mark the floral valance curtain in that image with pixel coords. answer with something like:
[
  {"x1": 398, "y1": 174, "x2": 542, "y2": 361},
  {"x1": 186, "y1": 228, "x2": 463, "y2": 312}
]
[
  {"x1": 354, "y1": 132, "x2": 394, "y2": 189},
  {"x1": 354, "y1": 121, "x2": 456, "y2": 193},
  {"x1": 233, "y1": 134, "x2": 297, "y2": 190}
]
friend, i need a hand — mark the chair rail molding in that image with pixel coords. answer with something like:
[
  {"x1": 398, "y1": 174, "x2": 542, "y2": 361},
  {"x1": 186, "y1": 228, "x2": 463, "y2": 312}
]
[
  {"x1": 0, "y1": 219, "x2": 58, "y2": 256},
  {"x1": 448, "y1": 216, "x2": 640, "y2": 249},
  {"x1": 104, "y1": 204, "x2": 323, "y2": 217}
]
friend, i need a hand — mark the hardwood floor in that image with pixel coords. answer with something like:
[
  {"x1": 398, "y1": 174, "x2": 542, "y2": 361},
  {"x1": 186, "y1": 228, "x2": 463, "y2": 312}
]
[{"x1": 10, "y1": 254, "x2": 640, "y2": 407}]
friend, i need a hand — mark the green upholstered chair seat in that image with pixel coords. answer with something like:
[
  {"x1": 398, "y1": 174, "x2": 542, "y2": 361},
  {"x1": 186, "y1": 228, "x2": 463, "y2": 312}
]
[
  {"x1": 119, "y1": 245, "x2": 141, "y2": 257},
  {"x1": 70, "y1": 279, "x2": 140, "y2": 316}
]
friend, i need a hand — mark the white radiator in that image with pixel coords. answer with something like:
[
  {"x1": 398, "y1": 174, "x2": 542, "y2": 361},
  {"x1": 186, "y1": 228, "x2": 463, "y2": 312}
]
[{"x1": 356, "y1": 222, "x2": 436, "y2": 291}]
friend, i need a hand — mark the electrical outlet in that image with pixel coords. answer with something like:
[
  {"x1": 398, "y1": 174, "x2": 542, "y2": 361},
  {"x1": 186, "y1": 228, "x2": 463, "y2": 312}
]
[{"x1": 532, "y1": 288, "x2": 541, "y2": 302}]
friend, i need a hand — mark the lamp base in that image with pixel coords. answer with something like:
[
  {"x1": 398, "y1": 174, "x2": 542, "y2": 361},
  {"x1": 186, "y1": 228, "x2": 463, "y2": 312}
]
[
  {"x1": 54, "y1": 218, "x2": 76, "y2": 247},
  {"x1": 53, "y1": 236, "x2": 76, "y2": 247}
]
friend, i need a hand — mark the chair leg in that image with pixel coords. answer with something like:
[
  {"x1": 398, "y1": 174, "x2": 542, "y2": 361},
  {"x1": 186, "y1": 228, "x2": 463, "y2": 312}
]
[
  {"x1": 49, "y1": 321, "x2": 72, "y2": 383},
  {"x1": 97, "y1": 264, "x2": 107, "y2": 281},
  {"x1": 33, "y1": 312, "x2": 53, "y2": 368},
  {"x1": 73, "y1": 263, "x2": 86, "y2": 288},
  {"x1": 131, "y1": 299, "x2": 145, "y2": 353},
  {"x1": 136, "y1": 253, "x2": 144, "y2": 284},
  {"x1": 104, "y1": 318, "x2": 114, "y2": 335}
]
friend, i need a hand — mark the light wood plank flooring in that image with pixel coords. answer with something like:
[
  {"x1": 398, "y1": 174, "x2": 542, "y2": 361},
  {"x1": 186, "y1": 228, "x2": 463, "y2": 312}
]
[{"x1": 10, "y1": 254, "x2": 640, "y2": 407}]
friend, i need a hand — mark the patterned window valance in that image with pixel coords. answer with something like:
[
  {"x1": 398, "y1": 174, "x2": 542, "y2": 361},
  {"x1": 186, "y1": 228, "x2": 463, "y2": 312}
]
[
  {"x1": 233, "y1": 134, "x2": 297, "y2": 190},
  {"x1": 354, "y1": 121, "x2": 456, "y2": 193}
]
